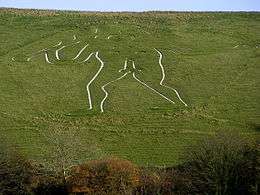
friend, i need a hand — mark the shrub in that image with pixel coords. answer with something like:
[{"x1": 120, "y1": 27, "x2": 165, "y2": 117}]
[
  {"x1": 0, "y1": 142, "x2": 68, "y2": 195},
  {"x1": 31, "y1": 169, "x2": 68, "y2": 195},
  {"x1": 0, "y1": 150, "x2": 36, "y2": 195},
  {"x1": 180, "y1": 132, "x2": 259, "y2": 195},
  {"x1": 67, "y1": 157, "x2": 139, "y2": 194},
  {"x1": 134, "y1": 168, "x2": 162, "y2": 194}
]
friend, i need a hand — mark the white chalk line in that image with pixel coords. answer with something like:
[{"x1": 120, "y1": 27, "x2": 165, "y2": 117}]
[
  {"x1": 26, "y1": 36, "x2": 78, "y2": 63},
  {"x1": 27, "y1": 41, "x2": 61, "y2": 62},
  {"x1": 119, "y1": 59, "x2": 128, "y2": 72},
  {"x1": 56, "y1": 46, "x2": 65, "y2": 60},
  {"x1": 73, "y1": 44, "x2": 89, "y2": 60},
  {"x1": 82, "y1": 52, "x2": 94, "y2": 62},
  {"x1": 86, "y1": 52, "x2": 105, "y2": 110},
  {"x1": 155, "y1": 48, "x2": 188, "y2": 107},
  {"x1": 95, "y1": 28, "x2": 98, "y2": 34},
  {"x1": 107, "y1": 35, "x2": 113, "y2": 40},
  {"x1": 132, "y1": 61, "x2": 142, "y2": 72},
  {"x1": 44, "y1": 51, "x2": 52, "y2": 64},
  {"x1": 52, "y1": 41, "x2": 62, "y2": 47},
  {"x1": 55, "y1": 41, "x2": 81, "y2": 60},
  {"x1": 133, "y1": 72, "x2": 176, "y2": 105},
  {"x1": 132, "y1": 61, "x2": 136, "y2": 69},
  {"x1": 132, "y1": 61, "x2": 175, "y2": 104},
  {"x1": 94, "y1": 35, "x2": 98, "y2": 39},
  {"x1": 100, "y1": 72, "x2": 129, "y2": 113},
  {"x1": 11, "y1": 57, "x2": 15, "y2": 61}
]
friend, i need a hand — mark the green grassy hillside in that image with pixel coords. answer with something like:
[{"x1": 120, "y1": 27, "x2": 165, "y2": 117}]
[{"x1": 0, "y1": 9, "x2": 259, "y2": 166}]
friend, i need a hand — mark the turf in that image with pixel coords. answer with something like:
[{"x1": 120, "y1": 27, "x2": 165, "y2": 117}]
[{"x1": 0, "y1": 9, "x2": 259, "y2": 166}]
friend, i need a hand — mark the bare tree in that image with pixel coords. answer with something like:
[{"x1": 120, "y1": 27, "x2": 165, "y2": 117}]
[{"x1": 32, "y1": 113, "x2": 103, "y2": 183}]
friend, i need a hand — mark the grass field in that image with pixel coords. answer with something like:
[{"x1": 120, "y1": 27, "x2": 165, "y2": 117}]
[{"x1": 0, "y1": 9, "x2": 259, "y2": 166}]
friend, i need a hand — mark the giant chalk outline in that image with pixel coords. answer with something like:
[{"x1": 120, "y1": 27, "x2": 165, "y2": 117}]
[
  {"x1": 132, "y1": 61, "x2": 176, "y2": 105},
  {"x1": 155, "y1": 48, "x2": 188, "y2": 106},
  {"x1": 44, "y1": 51, "x2": 52, "y2": 64},
  {"x1": 100, "y1": 72, "x2": 129, "y2": 113},
  {"x1": 119, "y1": 60, "x2": 128, "y2": 72},
  {"x1": 82, "y1": 52, "x2": 94, "y2": 62},
  {"x1": 99, "y1": 60, "x2": 177, "y2": 113},
  {"x1": 22, "y1": 32, "x2": 188, "y2": 113},
  {"x1": 55, "y1": 41, "x2": 81, "y2": 60},
  {"x1": 86, "y1": 52, "x2": 105, "y2": 110},
  {"x1": 73, "y1": 44, "x2": 89, "y2": 60},
  {"x1": 53, "y1": 41, "x2": 63, "y2": 47}
]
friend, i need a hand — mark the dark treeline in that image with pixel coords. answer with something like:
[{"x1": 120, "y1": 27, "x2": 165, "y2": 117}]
[{"x1": 0, "y1": 132, "x2": 259, "y2": 195}]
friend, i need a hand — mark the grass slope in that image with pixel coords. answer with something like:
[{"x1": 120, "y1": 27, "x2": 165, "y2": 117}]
[{"x1": 0, "y1": 9, "x2": 259, "y2": 166}]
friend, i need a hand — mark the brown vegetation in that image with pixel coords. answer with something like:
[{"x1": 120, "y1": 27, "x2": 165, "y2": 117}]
[
  {"x1": 0, "y1": 132, "x2": 258, "y2": 195},
  {"x1": 67, "y1": 157, "x2": 139, "y2": 194}
]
